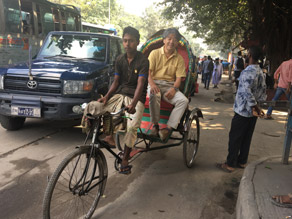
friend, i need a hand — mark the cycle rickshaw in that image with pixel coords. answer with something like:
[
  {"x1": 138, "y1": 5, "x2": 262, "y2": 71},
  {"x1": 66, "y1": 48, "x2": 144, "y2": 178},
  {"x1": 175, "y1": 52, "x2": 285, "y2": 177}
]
[{"x1": 42, "y1": 30, "x2": 203, "y2": 219}]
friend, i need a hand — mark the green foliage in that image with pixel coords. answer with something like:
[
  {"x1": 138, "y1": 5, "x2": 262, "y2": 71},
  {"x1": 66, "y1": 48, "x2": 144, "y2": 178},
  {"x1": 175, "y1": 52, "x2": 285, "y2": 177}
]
[
  {"x1": 139, "y1": 6, "x2": 174, "y2": 41},
  {"x1": 161, "y1": 0, "x2": 292, "y2": 73},
  {"x1": 160, "y1": 0, "x2": 250, "y2": 51}
]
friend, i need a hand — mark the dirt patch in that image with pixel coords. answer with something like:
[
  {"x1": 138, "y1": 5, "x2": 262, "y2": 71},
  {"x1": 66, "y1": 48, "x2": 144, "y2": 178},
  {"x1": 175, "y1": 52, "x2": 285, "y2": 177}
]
[{"x1": 200, "y1": 171, "x2": 242, "y2": 219}]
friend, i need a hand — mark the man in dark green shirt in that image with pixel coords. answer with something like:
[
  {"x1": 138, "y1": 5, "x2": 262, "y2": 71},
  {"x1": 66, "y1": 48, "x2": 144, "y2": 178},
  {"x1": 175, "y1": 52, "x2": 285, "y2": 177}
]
[{"x1": 82, "y1": 26, "x2": 149, "y2": 174}]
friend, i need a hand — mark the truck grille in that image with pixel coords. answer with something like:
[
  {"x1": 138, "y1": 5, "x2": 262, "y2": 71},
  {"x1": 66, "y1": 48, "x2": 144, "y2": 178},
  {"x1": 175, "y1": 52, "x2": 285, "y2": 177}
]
[{"x1": 4, "y1": 76, "x2": 62, "y2": 94}]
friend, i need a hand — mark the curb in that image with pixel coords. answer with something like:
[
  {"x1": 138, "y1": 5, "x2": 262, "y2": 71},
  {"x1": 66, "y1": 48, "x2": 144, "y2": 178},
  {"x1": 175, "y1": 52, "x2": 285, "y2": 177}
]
[{"x1": 236, "y1": 156, "x2": 282, "y2": 219}]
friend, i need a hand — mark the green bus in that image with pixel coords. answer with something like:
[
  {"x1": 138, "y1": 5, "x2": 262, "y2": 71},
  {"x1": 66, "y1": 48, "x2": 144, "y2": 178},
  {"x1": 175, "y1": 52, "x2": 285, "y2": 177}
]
[{"x1": 0, "y1": 0, "x2": 81, "y2": 67}]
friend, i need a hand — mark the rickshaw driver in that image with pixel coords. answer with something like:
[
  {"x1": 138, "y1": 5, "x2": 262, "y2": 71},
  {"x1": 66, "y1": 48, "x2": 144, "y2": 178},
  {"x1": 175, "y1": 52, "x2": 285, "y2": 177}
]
[
  {"x1": 148, "y1": 28, "x2": 189, "y2": 140},
  {"x1": 81, "y1": 26, "x2": 149, "y2": 174}
]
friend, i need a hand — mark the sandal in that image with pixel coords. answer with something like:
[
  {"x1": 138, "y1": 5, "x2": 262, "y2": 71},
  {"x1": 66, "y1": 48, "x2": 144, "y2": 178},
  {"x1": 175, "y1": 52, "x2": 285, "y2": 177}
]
[
  {"x1": 216, "y1": 163, "x2": 235, "y2": 173},
  {"x1": 271, "y1": 194, "x2": 292, "y2": 208},
  {"x1": 119, "y1": 165, "x2": 132, "y2": 175},
  {"x1": 264, "y1": 115, "x2": 274, "y2": 120},
  {"x1": 237, "y1": 163, "x2": 247, "y2": 169}
]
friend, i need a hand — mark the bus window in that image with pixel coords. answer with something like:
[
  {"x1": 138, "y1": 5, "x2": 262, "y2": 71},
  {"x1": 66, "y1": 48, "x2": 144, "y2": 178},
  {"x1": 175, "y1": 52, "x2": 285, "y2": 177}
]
[
  {"x1": 42, "y1": 6, "x2": 54, "y2": 35},
  {"x1": 36, "y1": 4, "x2": 42, "y2": 35},
  {"x1": 74, "y1": 15, "x2": 80, "y2": 31},
  {"x1": 61, "y1": 11, "x2": 66, "y2": 31},
  {"x1": 20, "y1": 0, "x2": 34, "y2": 35},
  {"x1": 66, "y1": 13, "x2": 75, "y2": 31},
  {"x1": 52, "y1": 8, "x2": 60, "y2": 31},
  {"x1": 3, "y1": 0, "x2": 21, "y2": 33}
]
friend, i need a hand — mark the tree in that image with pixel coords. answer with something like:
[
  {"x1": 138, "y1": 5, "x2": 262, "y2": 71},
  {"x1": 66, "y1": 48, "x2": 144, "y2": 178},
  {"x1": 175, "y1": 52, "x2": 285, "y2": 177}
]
[
  {"x1": 246, "y1": 0, "x2": 292, "y2": 73},
  {"x1": 161, "y1": 0, "x2": 249, "y2": 50},
  {"x1": 160, "y1": 0, "x2": 292, "y2": 73},
  {"x1": 138, "y1": 6, "x2": 174, "y2": 42}
]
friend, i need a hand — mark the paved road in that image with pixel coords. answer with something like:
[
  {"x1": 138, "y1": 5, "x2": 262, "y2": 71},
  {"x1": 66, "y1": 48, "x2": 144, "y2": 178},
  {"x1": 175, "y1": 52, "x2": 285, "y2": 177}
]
[{"x1": 0, "y1": 76, "x2": 287, "y2": 219}]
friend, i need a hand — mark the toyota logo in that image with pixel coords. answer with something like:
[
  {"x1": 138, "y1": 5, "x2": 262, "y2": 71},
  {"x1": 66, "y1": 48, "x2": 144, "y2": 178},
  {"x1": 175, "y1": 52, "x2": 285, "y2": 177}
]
[{"x1": 27, "y1": 80, "x2": 37, "y2": 89}]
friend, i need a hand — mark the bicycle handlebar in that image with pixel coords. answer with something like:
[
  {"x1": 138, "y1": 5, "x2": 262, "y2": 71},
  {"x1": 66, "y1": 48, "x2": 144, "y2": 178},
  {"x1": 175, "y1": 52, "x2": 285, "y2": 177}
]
[{"x1": 110, "y1": 107, "x2": 127, "y2": 116}]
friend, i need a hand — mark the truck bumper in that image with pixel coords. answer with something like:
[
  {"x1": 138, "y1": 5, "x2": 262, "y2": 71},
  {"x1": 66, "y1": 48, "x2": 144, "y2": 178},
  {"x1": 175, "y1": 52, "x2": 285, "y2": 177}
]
[{"x1": 0, "y1": 93, "x2": 91, "y2": 120}]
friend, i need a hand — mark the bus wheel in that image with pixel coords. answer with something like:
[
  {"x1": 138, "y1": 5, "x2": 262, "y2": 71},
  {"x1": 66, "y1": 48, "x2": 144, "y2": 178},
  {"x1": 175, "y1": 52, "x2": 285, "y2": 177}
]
[{"x1": 0, "y1": 115, "x2": 26, "y2": 130}]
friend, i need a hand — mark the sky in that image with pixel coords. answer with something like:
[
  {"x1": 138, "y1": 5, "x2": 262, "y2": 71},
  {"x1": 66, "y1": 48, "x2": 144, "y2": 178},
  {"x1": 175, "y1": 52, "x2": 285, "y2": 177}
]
[{"x1": 117, "y1": 0, "x2": 162, "y2": 16}]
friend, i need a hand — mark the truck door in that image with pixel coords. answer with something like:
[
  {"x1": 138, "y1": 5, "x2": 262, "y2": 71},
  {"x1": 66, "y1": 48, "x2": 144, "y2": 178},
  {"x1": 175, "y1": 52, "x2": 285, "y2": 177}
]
[{"x1": 108, "y1": 38, "x2": 121, "y2": 88}]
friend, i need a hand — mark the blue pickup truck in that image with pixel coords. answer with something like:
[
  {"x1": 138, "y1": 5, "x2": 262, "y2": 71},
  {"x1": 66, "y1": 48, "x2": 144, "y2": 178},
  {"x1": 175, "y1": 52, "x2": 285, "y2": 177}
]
[{"x1": 0, "y1": 31, "x2": 124, "y2": 130}]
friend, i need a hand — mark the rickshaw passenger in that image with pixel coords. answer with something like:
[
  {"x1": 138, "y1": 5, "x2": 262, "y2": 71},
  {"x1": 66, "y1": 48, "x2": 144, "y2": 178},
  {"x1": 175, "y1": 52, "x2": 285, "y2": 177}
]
[
  {"x1": 82, "y1": 26, "x2": 149, "y2": 174},
  {"x1": 148, "y1": 28, "x2": 189, "y2": 141}
]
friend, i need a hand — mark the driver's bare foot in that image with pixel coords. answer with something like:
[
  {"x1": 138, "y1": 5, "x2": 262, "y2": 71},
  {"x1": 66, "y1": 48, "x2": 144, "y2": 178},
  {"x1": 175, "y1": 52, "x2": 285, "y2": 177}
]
[{"x1": 103, "y1": 135, "x2": 116, "y2": 147}]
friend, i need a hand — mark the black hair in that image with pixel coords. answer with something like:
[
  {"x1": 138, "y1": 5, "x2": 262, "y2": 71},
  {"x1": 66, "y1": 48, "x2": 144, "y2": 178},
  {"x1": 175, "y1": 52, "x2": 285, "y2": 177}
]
[
  {"x1": 162, "y1": 28, "x2": 181, "y2": 41},
  {"x1": 249, "y1": 46, "x2": 262, "y2": 62},
  {"x1": 208, "y1": 55, "x2": 211, "y2": 60},
  {"x1": 238, "y1": 51, "x2": 242, "y2": 56},
  {"x1": 123, "y1": 26, "x2": 140, "y2": 42}
]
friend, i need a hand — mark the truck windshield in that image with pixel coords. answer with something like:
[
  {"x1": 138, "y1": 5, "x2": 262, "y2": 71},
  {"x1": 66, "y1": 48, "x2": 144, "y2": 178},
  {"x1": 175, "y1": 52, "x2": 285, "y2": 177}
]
[{"x1": 38, "y1": 34, "x2": 107, "y2": 61}]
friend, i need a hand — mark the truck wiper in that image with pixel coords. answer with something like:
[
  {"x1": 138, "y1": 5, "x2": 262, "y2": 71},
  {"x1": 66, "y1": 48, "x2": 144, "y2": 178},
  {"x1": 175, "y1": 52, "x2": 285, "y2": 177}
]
[
  {"x1": 77, "y1": 57, "x2": 103, "y2": 61},
  {"x1": 44, "y1": 55, "x2": 77, "y2": 59}
]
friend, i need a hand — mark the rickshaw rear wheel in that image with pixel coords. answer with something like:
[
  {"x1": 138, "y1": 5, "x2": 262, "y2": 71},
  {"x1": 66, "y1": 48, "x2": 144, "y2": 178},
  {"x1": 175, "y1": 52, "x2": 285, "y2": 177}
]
[{"x1": 183, "y1": 115, "x2": 200, "y2": 168}]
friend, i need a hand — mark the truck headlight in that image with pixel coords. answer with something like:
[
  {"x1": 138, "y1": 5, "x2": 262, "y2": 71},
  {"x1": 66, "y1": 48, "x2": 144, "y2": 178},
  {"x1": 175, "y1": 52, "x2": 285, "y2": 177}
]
[
  {"x1": 0, "y1": 75, "x2": 4, "y2": 90},
  {"x1": 63, "y1": 80, "x2": 94, "y2": 95}
]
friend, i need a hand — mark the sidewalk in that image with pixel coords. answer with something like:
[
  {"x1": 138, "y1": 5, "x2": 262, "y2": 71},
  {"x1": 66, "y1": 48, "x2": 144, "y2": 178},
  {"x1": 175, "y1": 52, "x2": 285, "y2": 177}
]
[{"x1": 237, "y1": 156, "x2": 292, "y2": 219}]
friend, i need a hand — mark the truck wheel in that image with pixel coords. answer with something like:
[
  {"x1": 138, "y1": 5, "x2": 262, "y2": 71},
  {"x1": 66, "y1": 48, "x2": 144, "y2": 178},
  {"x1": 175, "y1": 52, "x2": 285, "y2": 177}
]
[{"x1": 0, "y1": 115, "x2": 26, "y2": 131}]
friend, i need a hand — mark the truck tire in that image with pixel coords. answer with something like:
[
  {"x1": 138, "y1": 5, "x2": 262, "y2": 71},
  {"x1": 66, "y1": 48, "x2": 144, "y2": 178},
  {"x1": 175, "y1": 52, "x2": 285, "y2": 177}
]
[{"x1": 0, "y1": 115, "x2": 26, "y2": 131}]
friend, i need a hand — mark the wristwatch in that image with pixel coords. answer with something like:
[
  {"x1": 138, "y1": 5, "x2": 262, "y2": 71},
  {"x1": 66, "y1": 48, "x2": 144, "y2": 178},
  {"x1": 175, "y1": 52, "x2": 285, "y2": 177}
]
[{"x1": 173, "y1": 87, "x2": 179, "y2": 92}]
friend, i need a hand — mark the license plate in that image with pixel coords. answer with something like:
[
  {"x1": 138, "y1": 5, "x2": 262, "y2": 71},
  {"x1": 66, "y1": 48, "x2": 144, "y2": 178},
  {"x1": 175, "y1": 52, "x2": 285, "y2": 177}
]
[{"x1": 11, "y1": 106, "x2": 41, "y2": 117}]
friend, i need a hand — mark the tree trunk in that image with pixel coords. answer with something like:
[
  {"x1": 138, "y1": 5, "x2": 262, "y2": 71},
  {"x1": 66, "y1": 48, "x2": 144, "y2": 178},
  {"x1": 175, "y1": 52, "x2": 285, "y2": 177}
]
[{"x1": 247, "y1": 0, "x2": 292, "y2": 75}]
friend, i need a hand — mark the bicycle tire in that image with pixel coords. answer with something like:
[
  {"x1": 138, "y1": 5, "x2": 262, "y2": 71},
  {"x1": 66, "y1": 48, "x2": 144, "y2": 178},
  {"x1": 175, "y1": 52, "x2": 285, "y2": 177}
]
[
  {"x1": 43, "y1": 146, "x2": 107, "y2": 219},
  {"x1": 183, "y1": 115, "x2": 200, "y2": 168}
]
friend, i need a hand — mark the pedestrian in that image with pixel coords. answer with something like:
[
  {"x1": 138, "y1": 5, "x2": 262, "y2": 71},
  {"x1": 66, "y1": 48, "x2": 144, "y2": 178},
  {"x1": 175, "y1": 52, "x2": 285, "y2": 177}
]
[
  {"x1": 216, "y1": 46, "x2": 266, "y2": 172},
  {"x1": 202, "y1": 55, "x2": 213, "y2": 89},
  {"x1": 233, "y1": 51, "x2": 245, "y2": 92},
  {"x1": 212, "y1": 58, "x2": 223, "y2": 88},
  {"x1": 81, "y1": 26, "x2": 149, "y2": 174},
  {"x1": 190, "y1": 55, "x2": 197, "y2": 96},
  {"x1": 147, "y1": 28, "x2": 189, "y2": 141},
  {"x1": 200, "y1": 56, "x2": 207, "y2": 83},
  {"x1": 265, "y1": 51, "x2": 292, "y2": 119},
  {"x1": 243, "y1": 54, "x2": 248, "y2": 68}
]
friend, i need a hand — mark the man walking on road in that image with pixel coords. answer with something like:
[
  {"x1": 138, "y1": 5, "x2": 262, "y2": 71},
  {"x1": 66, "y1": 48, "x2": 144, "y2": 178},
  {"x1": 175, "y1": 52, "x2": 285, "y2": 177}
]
[
  {"x1": 202, "y1": 55, "x2": 213, "y2": 89},
  {"x1": 265, "y1": 51, "x2": 292, "y2": 119},
  {"x1": 217, "y1": 46, "x2": 267, "y2": 172}
]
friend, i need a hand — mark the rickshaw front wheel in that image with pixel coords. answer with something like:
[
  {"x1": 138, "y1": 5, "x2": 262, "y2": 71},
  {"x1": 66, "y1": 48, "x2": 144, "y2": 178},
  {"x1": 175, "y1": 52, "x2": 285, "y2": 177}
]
[{"x1": 183, "y1": 115, "x2": 200, "y2": 168}]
